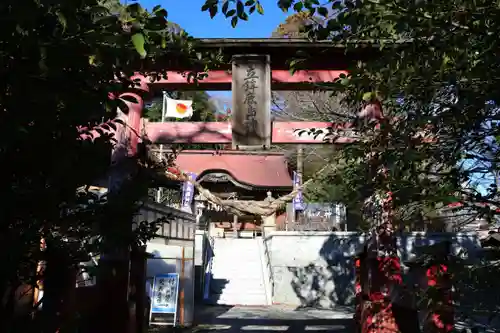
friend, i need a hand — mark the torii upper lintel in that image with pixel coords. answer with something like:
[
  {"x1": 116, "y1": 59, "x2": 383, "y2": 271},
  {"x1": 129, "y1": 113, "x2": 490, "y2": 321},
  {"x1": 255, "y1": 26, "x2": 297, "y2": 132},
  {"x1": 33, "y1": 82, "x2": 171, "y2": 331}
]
[{"x1": 135, "y1": 38, "x2": 374, "y2": 92}]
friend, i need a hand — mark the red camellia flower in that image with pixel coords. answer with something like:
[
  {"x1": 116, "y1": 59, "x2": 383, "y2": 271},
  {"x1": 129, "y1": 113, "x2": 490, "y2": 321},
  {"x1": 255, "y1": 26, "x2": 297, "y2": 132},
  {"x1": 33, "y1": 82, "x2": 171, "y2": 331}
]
[
  {"x1": 428, "y1": 278, "x2": 437, "y2": 287},
  {"x1": 167, "y1": 167, "x2": 180, "y2": 175},
  {"x1": 432, "y1": 314, "x2": 444, "y2": 328}
]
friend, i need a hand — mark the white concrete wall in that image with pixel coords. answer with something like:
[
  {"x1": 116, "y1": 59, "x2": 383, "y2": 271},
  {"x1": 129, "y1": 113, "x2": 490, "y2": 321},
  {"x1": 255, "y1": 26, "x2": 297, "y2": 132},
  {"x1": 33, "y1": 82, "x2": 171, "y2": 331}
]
[{"x1": 265, "y1": 231, "x2": 481, "y2": 309}]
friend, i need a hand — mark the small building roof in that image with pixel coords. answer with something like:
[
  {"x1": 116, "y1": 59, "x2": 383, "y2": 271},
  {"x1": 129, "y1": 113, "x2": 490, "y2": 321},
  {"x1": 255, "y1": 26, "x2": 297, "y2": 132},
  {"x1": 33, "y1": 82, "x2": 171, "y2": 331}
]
[{"x1": 175, "y1": 150, "x2": 293, "y2": 189}]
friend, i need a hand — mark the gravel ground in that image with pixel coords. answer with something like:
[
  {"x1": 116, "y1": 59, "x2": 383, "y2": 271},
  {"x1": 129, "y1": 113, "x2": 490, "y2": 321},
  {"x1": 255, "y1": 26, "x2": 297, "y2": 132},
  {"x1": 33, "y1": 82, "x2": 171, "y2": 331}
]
[{"x1": 149, "y1": 305, "x2": 355, "y2": 333}]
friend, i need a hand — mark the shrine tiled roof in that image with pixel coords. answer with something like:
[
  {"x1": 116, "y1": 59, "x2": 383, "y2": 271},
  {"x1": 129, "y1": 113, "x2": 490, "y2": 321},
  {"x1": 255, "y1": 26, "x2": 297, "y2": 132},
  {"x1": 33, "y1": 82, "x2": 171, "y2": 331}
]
[{"x1": 175, "y1": 150, "x2": 293, "y2": 188}]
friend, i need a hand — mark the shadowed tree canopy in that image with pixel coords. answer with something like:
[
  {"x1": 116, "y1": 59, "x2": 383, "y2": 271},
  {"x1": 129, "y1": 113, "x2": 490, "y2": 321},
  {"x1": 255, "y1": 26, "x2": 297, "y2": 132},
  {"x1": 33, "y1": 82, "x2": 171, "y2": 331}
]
[
  {"x1": 202, "y1": 0, "x2": 500, "y2": 328},
  {"x1": 0, "y1": 0, "x2": 221, "y2": 329},
  {"x1": 201, "y1": 0, "x2": 493, "y2": 231}
]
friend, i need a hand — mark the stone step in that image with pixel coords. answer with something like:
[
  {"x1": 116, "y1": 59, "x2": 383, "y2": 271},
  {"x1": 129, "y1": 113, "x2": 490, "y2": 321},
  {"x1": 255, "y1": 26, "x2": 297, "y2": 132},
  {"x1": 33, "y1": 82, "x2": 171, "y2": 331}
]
[
  {"x1": 211, "y1": 264, "x2": 262, "y2": 271},
  {"x1": 211, "y1": 255, "x2": 261, "y2": 260},
  {"x1": 210, "y1": 293, "x2": 268, "y2": 306},
  {"x1": 210, "y1": 281, "x2": 265, "y2": 290},
  {"x1": 211, "y1": 275, "x2": 263, "y2": 281},
  {"x1": 212, "y1": 253, "x2": 260, "y2": 259},
  {"x1": 212, "y1": 259, "x2": 259, "y2": 263},
  {"x1": 211, "y1": 265, "x2": 262, "y2": 271},
  {"x1": 210, "y1": 286, "x2": 266, "y2": 295},
  {"x1": 209, "y1": 238, "x2": 268, "y2": 306}
]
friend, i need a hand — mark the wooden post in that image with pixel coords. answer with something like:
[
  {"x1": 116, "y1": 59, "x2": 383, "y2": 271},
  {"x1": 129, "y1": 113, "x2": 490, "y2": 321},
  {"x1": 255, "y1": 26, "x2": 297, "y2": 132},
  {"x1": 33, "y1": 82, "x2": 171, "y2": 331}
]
[
  {"x1": 233, "y1": 214, "x2": 239, "y2": 238},
  {"x1": 297, "y1": 145, "x2": 304, "y2": 179},
  {"x1": 97, "y1": 91, "x2": 145, "y2": 333},
  {"x1": 131, "y1": 245, "x2": 147, "y2": 333},
  {"x1": 41, "y1": 242, "x2": 78, "y2": 333},
  {"x1": 179, "y1": 247, "x2": 185, "y2": 326},
  {"x1": 33, "y1": 237, "x2": 46, "y2": 312},
  {"x1": 294, "y1": 144, "x2": 304, "y2": 225}
]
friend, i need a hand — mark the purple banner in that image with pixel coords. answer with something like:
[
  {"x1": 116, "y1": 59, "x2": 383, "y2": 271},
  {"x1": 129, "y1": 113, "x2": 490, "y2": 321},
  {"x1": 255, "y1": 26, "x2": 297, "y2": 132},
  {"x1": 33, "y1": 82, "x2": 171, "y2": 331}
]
[
  {"x1": 292, "y1": 171, "x2": 305, "y2": 211},
  {"x1": 181, "y1": 172, "x2": 197, "y2": 209}
]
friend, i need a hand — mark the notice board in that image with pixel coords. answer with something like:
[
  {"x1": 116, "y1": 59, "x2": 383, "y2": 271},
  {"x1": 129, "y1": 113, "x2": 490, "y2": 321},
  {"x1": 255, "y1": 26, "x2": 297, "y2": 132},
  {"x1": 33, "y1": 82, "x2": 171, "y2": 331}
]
[{"x1": 149, "y1": 273, "x2": 180, "y2": 326}]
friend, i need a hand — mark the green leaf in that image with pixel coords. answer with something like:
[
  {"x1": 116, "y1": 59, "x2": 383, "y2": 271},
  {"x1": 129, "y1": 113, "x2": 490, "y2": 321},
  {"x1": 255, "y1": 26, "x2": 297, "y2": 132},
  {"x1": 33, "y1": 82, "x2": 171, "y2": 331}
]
[
  {"x1": 326, "y1": 19, "x2": 339, "y2": 30},
  {"x1": 237, "y1": 1, "x2": 245, "y2": 17},
  {"x1": 239, "y1": 11, "x2": 249, "y2": 21},
  {"x1": 209, "y1": 5, "x2": 218, "y2": 18},
  {"x1": 317, "y1": 7, "x2": 328, "y2": 17},
  {"x1": 362, "y1": 92, "x2": 375, "y2": 101},
  {"x1": 231, "y1": 16, "x2": 238, "y2": 28},
  {"x1": 293, "y1": 2, "x2": 304, "y2": 11},
  {"x1": 288, "y1": 58, "x2": 305, "y2": 75},
  {"x1": 222, "y1": 1, "x2": 229, "y2": 15},
  {"x1": 331, "y1": 1, "x2": 342, "y2": 10},
  {"x1": 249, "y1": 6, "x2": 256, "y2": 14},
  {"x1": 126, "y1": 3, "x2": 142, "y2": 15},
  {"x1": 145, "y1": 16, "x2": 167, "y2": 30},
  {"x1": 131, "y1": 33, "x2": 147, "y2": 59},
  {"x1": 441, "y1": 196, "x2": 460, "y2": 204},
  {"x1": 154, "y1": 8, "x2": 168, "y2": 18},
  {"x1": 256, "y1": 3, "x2": 264, "y2": 14},
  {"x1": 245, "y1": 0, "x2": 255, "y2": 5},
  {"x1": 226, "y1": 9, "x2": 236, "y2": 17},
  {"x1": 56, "y1": 11, "x2": 67, "y2": 33}
]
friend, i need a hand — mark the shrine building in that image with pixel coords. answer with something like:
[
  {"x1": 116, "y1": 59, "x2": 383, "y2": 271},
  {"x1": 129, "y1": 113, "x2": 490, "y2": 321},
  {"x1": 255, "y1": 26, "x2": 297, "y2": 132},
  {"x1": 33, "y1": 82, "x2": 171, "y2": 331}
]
[{"x1": 174, "y1": 150, "x2": 293, "y2": 237}]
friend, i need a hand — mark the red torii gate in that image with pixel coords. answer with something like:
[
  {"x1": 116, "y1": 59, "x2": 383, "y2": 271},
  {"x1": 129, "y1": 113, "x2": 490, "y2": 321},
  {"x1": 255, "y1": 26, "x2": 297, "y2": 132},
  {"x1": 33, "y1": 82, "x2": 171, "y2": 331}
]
[
  {"x1": 83, "y1": 39, "x2": 450, "y2": 333},
  {"x1": 82, "y1": 39, "x2": 358, "y2": 148}
]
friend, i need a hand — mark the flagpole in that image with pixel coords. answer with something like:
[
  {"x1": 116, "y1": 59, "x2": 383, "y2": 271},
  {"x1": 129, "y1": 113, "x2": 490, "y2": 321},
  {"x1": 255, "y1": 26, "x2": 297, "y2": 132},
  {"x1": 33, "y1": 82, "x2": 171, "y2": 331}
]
[{"x1": 156, "y1": 92, "x2": 168, "y2": 204}]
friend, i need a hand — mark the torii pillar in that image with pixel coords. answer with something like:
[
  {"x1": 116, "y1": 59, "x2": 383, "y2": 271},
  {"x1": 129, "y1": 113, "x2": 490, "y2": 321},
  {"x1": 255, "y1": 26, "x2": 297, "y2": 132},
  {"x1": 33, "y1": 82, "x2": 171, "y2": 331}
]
[{"x1": 93, "y1": 81, "x2": 148, "y2": 333}]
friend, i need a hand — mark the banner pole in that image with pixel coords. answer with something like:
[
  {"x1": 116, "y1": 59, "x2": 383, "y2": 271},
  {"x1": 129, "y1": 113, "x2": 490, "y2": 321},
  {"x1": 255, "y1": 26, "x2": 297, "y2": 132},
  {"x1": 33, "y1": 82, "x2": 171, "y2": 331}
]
[
  {"x1": 155, "y1": 91, "x2": 168, "y2": 203},
  {"x1": 179, "y1": 248, "x2": 185, "y2": 326}
]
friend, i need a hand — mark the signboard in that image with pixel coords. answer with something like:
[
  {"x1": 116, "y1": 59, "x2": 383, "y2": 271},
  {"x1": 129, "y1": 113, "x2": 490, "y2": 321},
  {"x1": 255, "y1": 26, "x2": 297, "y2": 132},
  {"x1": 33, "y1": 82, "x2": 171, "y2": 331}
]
[
  {"x1": 303, "y1": 203, "x2": 346, "y2": 228},
  {"x1": 292, "y1": 171, "x2": 305, "y2": 211},
  {"x1": 231, "y1": 55, "x2": 271, "y2": 149},
  {"x1": 181, "y1": 172, "x2": 197, "y2": 212},
  {"x1": 150, "y1": 273, "x2": 180, "y2": 325}
]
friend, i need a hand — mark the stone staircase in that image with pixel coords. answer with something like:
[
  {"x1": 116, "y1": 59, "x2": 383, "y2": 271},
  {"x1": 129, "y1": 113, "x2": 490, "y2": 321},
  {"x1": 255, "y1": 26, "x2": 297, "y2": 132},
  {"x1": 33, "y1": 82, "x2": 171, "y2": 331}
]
[{"x1": 208, "y1": 237, "x2": 269, "y2": 306}]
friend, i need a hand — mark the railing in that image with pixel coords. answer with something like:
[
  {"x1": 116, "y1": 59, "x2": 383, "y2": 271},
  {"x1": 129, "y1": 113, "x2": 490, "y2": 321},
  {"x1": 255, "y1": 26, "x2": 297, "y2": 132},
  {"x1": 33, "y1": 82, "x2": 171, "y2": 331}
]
[
  {"x1": 262, "y1": 231, "x2": 274, "y2": 302},
  {"x1": 137, "y1": 200, "x2": 196, "y2": 241},
  {"x1": 278, "y1": 203, "x2": 348, "y2": 231},
  {"x1": 277, "y1": 217, "x2": 342, "y2": 231}
]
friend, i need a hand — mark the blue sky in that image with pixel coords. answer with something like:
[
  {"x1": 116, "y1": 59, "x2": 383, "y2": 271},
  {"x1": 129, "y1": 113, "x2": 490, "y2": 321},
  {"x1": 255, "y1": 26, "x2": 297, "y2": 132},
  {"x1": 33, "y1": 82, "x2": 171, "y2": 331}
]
[
  {"x1": 138, "y1": 0, "x2": 288, "y2": 102},
  {"x1": 139, "y1": 0, "x2": 288, "y2": 38}
]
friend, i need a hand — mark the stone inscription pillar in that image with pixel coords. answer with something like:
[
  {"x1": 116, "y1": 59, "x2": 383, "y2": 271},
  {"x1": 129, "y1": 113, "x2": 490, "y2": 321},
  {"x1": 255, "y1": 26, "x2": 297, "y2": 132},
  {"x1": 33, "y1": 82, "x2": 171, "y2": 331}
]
[{"x1": 231, "y1": 54, "x2": 271, "y2": 149}]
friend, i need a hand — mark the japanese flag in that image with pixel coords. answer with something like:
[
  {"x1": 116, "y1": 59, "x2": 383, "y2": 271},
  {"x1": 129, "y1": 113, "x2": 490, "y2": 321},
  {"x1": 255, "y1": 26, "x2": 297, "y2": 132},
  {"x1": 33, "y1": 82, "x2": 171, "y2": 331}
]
[{"x1": 163, "y1": 96, "x2": 194, "y2": 119}]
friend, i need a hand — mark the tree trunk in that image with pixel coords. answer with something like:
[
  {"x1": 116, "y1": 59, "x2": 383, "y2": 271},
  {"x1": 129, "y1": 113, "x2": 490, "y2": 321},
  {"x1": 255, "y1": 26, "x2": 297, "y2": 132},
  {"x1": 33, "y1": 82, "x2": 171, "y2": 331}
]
[{"x1": 41, "y1": 243, "x2": 77, "y2": 333}]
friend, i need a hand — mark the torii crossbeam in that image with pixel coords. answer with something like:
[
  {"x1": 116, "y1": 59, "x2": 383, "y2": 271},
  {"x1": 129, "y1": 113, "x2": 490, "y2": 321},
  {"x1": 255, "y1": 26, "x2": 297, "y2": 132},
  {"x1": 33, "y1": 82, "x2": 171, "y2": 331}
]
[{"x1": 83, "y1": 39, "x2": 371, "y2": 148}]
